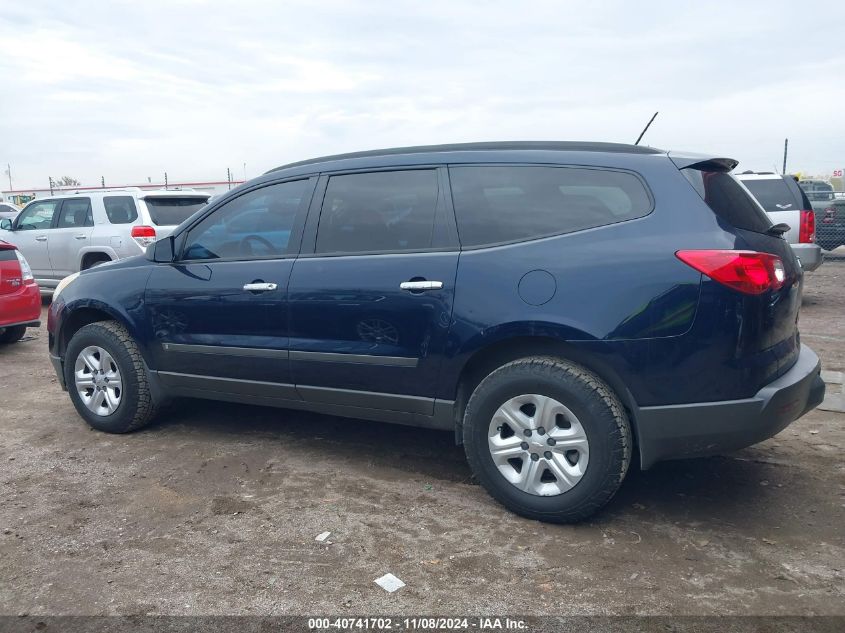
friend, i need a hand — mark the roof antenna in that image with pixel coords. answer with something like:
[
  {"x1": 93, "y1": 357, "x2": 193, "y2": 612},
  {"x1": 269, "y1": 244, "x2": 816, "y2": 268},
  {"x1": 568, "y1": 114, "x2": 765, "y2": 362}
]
[{"x1": 634, "y1": 111, "x2": 659, "y2": 145}]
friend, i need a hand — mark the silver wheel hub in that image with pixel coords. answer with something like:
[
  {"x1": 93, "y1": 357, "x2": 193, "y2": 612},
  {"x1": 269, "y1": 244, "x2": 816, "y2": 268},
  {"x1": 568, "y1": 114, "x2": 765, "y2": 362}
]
[
  {"x1": 488, "y1": 394, "x2": 589, "y2": 496},
  {"x1": 73, "y1": 345, "x2": 123, "y2": 417}
]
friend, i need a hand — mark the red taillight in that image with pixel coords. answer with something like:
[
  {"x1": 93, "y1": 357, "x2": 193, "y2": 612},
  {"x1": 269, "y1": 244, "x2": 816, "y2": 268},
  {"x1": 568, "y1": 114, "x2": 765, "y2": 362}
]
[
  {"x1": 131, "y1": 225, "x2": 156, "y2": 248},
  {"x1": 676, "y1": 250, "x2": 786, "y2": 295},
  {"x1": 799, "y1": 210, "x2": 815, "y2": 243}
]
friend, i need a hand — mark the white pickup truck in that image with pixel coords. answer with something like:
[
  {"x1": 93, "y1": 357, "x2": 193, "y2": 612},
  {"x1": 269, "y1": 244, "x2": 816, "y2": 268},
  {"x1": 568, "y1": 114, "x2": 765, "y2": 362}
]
[{"x1": 735, "y1": 172, "x2": 823, "y2": 271}]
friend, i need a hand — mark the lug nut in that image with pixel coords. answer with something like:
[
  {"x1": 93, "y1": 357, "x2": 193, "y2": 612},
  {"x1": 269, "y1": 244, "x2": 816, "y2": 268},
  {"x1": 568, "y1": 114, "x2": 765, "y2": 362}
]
[
  {"x1": 537, "y1": 427, "x2": 545, "y2": 435},
  {"x1": 530, "y1": 453, "x2": 539, "y2": 462},
  {"x1": 520, "y1": 442, "x2": 529, "y2": 450},
  {"x1": 547, "y1": 438, "x2": 556, "y2": 446},
  {"x1": 524, "y1": 429, "x2": 532, "y2": 437},
  {"x1": 544, "y1": 451, "x2": 552, "y2": 460}
]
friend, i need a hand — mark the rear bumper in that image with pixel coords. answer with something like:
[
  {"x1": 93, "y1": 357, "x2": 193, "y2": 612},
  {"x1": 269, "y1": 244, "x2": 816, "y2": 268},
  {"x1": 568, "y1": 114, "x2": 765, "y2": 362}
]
[
  {"x1": 0, "y1": 282, "x2": 42, "y2": 329},
  {"x1": 1, "y1": 319, "x2": 40, "y2": 330},
  {"x1": 635, "y1": 344, "x2": 825, "y2": 468},
  {"x1": 791, "y1": 243, "x2": 823, "y2": 271}
]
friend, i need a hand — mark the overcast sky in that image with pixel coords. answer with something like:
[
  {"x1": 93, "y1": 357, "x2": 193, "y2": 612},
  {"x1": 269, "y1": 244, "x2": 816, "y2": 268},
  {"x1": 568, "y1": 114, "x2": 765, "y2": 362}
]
[{"x1": 1, "y1": 1, "x2": 843, "y2": 190}]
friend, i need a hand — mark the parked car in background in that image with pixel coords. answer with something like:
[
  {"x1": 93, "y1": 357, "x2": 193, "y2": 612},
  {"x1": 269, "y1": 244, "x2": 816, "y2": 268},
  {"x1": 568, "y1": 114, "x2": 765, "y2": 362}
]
[
  {"x1": 0, "y1": 240, "x2": 40, "y2": 343},
  {"x1": 0, "y1": 202, "x2": 21, "y2": 221},
  {"x1": 797, "y1": 179, "x2": 845, "y2": 252},
  {"x1": 0, "y1": 189, "x2": 211, "y2": 294},
  {"x1": 48, "y1": 142, "x2": 824, "y2": 523},
  {"x1": 735, "y1": 172, "x2": 822, "y2": 271}
]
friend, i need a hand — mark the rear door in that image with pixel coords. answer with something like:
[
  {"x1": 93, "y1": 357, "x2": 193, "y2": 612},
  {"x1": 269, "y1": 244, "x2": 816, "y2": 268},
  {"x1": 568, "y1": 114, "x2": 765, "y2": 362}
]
[
  {"x1": 7, "y1": 199, "x2": 61, "y2": 281},
  {"x1": 287, "y1": 168, "x2": 459, "y2": 414},
  {"x1": 49, "y1": 197, "x2": 94, "y2": 277},
  {"x1": 144, "y1": 178, "x2": 316, "y2": 396}
]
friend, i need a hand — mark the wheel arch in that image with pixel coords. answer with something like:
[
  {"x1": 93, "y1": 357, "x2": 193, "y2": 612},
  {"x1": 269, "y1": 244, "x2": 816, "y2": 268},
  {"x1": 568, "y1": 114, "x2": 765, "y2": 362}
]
[
  {"x1": 79, "y1": 250, "x2": 114, "y2": 270},
  {"x1": 451, "y1": 335, "x2": 641, "y2": 458},
  {"x1": 58, "y1": 300, "x2": 141, "y2": 361}
]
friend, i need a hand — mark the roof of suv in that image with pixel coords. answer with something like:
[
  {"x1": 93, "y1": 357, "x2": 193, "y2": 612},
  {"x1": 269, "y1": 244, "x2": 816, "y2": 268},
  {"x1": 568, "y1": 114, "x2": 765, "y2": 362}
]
[
  {"x1": 268, "y1": 141, "x2": 664, "y2": 173},
  {"x1": 23, "y1": 189, "x2": 211, "y2": 202}
]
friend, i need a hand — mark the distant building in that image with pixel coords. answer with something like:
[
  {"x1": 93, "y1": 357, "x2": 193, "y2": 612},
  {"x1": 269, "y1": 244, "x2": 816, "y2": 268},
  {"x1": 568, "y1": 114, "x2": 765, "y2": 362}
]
[{"x1": 1, "y1": 180, "x2": 245, "y2": 206}]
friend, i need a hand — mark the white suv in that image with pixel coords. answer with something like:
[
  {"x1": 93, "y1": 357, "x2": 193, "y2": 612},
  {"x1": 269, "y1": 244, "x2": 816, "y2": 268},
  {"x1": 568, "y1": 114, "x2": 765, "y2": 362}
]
[{"x1": 0, "y1": 188, "x2": 210, "y2": 293}]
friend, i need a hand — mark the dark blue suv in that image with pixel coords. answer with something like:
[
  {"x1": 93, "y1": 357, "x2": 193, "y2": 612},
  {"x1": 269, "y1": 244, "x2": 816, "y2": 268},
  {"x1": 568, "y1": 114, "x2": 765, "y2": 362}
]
[{"x1": 47, "y1": 142, "x2": 825, "y2": 522}]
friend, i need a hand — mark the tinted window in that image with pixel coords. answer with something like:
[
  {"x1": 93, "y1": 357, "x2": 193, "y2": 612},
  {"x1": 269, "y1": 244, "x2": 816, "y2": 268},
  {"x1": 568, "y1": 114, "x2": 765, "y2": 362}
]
[
  {"x1": 56, "y1": 198, "x2": 93, "y2": 228},
  {"x1": 182, "y1": 180, "x2": 310, "y2": 261},
  {"x1": 315, "y1": 170, "x2": 439, "y2": 255},
  {"x1": 103, "y1": 196, "x2": 139, "y2": 224},
  {"x1": 16, "y1": 200, "x2": 60, "y2": 230},
  {"x1": 450, "y1": 166, "x2": 652, "y2": 247},
  {"x1": 144, "y1": 197, "x2": 209, "y2": 226},
  {"x1": 683, "y1": 170, "x2": 772, "y2": 233},
  {"x1": 739, "y1": 178, "x2": 801, "y2": 213}
]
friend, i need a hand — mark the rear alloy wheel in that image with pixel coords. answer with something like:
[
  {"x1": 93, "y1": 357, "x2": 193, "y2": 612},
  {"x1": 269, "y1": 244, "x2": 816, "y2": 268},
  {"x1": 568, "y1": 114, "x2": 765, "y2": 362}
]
[
  {"x1": 64, "y1": 321, "x2": 157, "y2": 433},
  {"x1": 0, "y1": 326, "x2": 26, "y2": 344},
  {"x1": 463, "y1": 356, "x2": 631, "y2": 523}
]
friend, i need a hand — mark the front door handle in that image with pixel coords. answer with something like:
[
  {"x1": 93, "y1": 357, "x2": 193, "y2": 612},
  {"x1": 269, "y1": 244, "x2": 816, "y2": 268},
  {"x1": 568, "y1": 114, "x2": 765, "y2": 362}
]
[
  {"x1": 243, "y1": 282, "x2": 278, "y2": 292},
  {"x1": 74, "y1": 234, "x2": 87, "y2": 240},
  {"x1": 399, "y1": 280, "x2": 444, "y2": 291},
  {"x1": 35, "y1": 235, "x2": 47, "y2": 242}
]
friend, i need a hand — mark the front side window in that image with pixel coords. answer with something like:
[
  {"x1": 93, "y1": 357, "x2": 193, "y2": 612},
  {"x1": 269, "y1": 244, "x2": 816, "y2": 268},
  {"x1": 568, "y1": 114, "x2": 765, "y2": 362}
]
[
  {"x1": 450, "y1": 166, "x2": 653, "y2": 248},
  {"x1": 315, "y1": 170, "x2": 439, "y2": 255},
  {"x1": 104, "y1": 196, "x2": 139, "y2": 224},
  {"x1": 16, "y1": 200, "x2": 61, "y2": 230},
  {"x1": 182, "y1": 180, "x2": 310, "y2": 261},
  {"x1": 56, "y1": 198, "x2": 93, "y2": 228}
]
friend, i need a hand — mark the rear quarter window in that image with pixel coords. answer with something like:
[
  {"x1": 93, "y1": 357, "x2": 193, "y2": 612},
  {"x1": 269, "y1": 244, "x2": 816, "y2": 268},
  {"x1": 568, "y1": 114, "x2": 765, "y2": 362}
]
[
  {"x1": 143, "y1": 197, "x2": 209, "y2": 226},
  {"x1": 683, "y1": 170, "x2": 773, "y2": 233},
  {"x1": 449, "y1": 165, "x2": 653, "y2": 248},
  {"x1": 103, "y1": 196, "x2": 139, "y2": 224}
]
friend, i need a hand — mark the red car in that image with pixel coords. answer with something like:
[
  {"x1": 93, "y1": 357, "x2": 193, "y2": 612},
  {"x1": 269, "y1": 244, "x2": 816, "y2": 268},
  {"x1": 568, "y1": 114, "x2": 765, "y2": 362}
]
[{"x1": 0, "y1": 240, "x2": 41, "y2": 343}]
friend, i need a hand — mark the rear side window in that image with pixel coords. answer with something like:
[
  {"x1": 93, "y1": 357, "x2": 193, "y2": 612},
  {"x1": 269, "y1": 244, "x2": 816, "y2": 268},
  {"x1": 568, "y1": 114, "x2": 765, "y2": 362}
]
[
  {"x1": 738, "y1": 179, "x2": 801, "y2": 213},
  {"x1": 449, "y1": 166, "x2": 652, "y2": 248},
  {"x1": 144, "y1": 197, "x2": 209, "y2": 226},
  {"x1": 56, "y1": 198, "x2": 93, "y2": 228},
  {"x1": 683, "y1": 170, "x2": 772, "y2": 233},
  {"x1": 103, "y1": 196, "x2": 138, "y2": 224},
  {"x1": 315, "y1": 170, "x2": 439, "y2": 255}
]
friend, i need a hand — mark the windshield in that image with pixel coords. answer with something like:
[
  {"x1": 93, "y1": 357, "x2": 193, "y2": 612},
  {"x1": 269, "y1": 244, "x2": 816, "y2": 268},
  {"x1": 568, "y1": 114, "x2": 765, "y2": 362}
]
[{"x1": 143, "y1": 197, "x2": 209, "y2": 226}]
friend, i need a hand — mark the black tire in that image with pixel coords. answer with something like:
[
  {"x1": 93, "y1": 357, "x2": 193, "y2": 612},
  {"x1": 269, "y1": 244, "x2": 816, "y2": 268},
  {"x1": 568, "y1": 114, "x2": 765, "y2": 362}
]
[
  {"x1": 462, "y1": 356, "x2": 631, "y2": 523},
  {"x1": 64, "y1": 321, "x2": 157, "y2": 433},
  {"x1": 0, "y1": 326, "x2": 26, "y2": 344}
]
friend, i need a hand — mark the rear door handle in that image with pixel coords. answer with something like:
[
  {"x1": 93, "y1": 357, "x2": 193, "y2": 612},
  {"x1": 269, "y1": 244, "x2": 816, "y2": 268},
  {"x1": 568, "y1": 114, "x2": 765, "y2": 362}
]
[
  {"x1": 35, "y1": 235, "x2": 47, "y2": 242},
  {"x1": 74, "y1": 234, "x2": 87, "y2": 240},
  {"x1": 400, "y1": 280, "x2": 444, "y2": 291},
  {"x1": 243, "y1": 282, "x2": 278, "y2": 292}
]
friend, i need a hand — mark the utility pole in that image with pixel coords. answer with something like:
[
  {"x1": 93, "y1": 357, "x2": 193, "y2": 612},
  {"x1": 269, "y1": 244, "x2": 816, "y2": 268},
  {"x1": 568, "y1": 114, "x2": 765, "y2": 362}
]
[
  {"x1": 243, "y1": 162, "x2": 247, "y2": 182},
  {"x1": 164, "y1": 172, "x2": 168, "y2": 190},
  {"x1": 5, "y1": 164, "x2": 11, "y2": 191},
  {"x1": 101, "y1": 176, "x2": 105, "y2": 188},
  {"x1": 49, "y1": 177, "x2": 54, "y2": 196},
  {"x1": 227, "y1": 167, "x2": 232, "y2": 190},
  {"x1": 782, "y1": 138, "x2": 789, "y2": 175}
]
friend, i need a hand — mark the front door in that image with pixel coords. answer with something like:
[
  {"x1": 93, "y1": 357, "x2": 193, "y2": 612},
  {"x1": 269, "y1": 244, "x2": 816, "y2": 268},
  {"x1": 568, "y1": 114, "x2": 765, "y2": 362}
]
[
  {"x1": 49, "y1": 197, "x2": 94, "y2": 277},
  {"x1": 5, "y1": 199, "x2": 62, "y2": 283},
  {"x1": 287, "y1": 168, "x2": 459, "y2": 414},
  {"x1": 144, "y1": 177, "x2": 316, "y2": 398}
]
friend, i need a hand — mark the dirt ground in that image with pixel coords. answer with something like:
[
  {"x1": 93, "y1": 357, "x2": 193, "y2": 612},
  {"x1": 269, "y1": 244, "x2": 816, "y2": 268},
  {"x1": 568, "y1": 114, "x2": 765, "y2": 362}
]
[{"x1": 0, "y1": 263, "x2": 843, "y2": 617}]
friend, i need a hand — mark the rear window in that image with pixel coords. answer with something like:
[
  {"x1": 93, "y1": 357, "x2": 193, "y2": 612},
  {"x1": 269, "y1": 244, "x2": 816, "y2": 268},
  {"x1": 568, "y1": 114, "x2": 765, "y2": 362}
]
[
  {"x1": 450, "y1": 166, "x2": 653, "y2": 248},
  {"x1": 682, "y1": 170, "x2": 772, "y2": 233},
  {"x1": 738, "y1": 178, "x2": 801, "y2": 213},
  {"x1": 143, "y1": 197, "x2": 209, "y2": 226}
]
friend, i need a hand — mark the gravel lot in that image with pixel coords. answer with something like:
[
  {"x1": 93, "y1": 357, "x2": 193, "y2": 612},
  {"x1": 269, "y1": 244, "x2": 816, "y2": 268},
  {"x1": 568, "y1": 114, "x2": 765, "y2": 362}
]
[{"x1": 1, "y1": 263, "x2": 843, "y2": 617}]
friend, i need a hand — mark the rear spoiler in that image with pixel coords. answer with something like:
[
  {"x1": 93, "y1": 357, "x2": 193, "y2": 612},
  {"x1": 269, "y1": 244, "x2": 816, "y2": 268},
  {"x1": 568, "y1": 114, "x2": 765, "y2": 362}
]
[{"x1": 668, "y1": 151, "x2": 738, "y2": 173}]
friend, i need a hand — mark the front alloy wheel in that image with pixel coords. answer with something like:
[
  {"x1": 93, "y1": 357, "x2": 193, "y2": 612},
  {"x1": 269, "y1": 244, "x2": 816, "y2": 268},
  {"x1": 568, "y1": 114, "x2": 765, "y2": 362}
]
[{"x1": 74, "y1": 345, "x2": 123, "y2": 416}]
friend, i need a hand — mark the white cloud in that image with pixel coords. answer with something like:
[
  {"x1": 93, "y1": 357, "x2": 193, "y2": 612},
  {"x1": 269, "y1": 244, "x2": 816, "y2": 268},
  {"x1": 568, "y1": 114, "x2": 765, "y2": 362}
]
[{"x1": 0, "y1": 0, "x2": 843, "y2": 189}]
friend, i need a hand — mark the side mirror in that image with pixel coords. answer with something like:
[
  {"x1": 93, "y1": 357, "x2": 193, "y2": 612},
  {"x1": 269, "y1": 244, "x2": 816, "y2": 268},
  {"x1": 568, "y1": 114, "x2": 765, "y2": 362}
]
[
  {"x1": 149, "y1": 236, "x2": 175, "y2": 262},
  {"x1": 0, "y1": 219, "x2": 12, "y2": 231}
]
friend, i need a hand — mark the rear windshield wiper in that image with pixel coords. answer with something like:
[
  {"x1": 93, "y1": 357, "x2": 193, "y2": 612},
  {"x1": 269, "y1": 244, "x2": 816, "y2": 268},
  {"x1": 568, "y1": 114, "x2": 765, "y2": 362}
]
[{"x1": 767, "y1": 223, "x2": 791, "y2": 236}]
